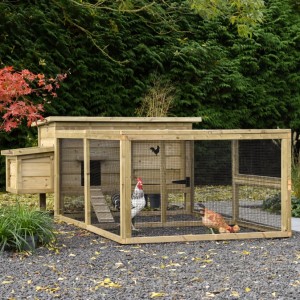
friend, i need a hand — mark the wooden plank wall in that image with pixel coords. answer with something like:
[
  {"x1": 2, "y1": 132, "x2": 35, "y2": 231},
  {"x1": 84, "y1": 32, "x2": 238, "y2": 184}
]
[
  {"x1": 60, "y1": 139, "x2": 120, "y2": 196},
  {"x1": 60, "y1": 139, "x2": 191, "y2": 197},
  {"x1": 6, "y1": 154, "x2": 54, "y2": 194},
  {"x1": 132, "y1": 141, "x2": 191, "y2": 195}
]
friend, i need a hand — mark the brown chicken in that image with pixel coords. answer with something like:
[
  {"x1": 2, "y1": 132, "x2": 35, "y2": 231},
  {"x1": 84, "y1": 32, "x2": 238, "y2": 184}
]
[{"x1": 194, "y1": 203, "x2": 240, "y2": 234}]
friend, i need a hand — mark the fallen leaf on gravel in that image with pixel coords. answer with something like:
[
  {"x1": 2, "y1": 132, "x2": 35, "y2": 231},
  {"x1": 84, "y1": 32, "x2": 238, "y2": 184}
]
[
  {"x1": 241, "y1": 250, "x2": 250, "y2": 255},
  {"x1": 290, "y1": 280, "x2": 300, "y2": 286},
  {"x1": 192, "y1": 257, "x2": 202, "y2": 261},
  {"x1": 1, "y1": 281, "x2": 13, "y2": 284},
  {"x1": 115, "y1": 262, "x2": 124, "y2": 268},
  {"x1": 166, "y1": 262, "x2": 181, "y2": 267},
  {"x1": 190, "y1": 277, "x2": 204, "y2": 283},
  {"x1": 231, "y1": 291, "x2": 240, "y2": 297},
  {"x1": 69, "y1": 253, "x2": 76, "y2": 257},
  {"x1": 245, "y1": 287, "x2": 251, "y2": 292},
  {"x1": 95, "y1": 278, "x2": 121, "y2": 289},
  {"x1": 205, "y1": 292, "x2": 216, "y2": 297},
  {"x1": 150, "y1": 292, "x2": 167, "y2": 298}
]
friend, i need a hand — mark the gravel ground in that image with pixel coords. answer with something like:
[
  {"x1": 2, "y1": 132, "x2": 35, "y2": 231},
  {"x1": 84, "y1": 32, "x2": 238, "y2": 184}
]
[{"x1": 0, "y1": 222, "x2": 300, "y2": 300}]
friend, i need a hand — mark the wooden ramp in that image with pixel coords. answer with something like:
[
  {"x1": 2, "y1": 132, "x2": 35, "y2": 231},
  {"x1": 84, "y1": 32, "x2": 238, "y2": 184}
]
[{"x1": 90, "y1": 188, "x2": 115, "y2": 223}]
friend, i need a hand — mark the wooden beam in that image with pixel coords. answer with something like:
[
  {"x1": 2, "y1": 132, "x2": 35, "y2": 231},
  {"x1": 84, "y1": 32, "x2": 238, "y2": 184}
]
[
  {"x1": 232, "y1": 140, "x2": 239, "y2": 223},
  {"x1": 56, "y1": 215, "x2": 122, "y2": 243},
  {"x1": 35, "y1": 116, "x2": 203, "y2": 126},
  {"x1": 84, "y1": 138, "x2": 91, "y2": 225},
  {"x1": 120, "y1": 137, "x2": 132, "y2": 239},
  {"x1": 123, "y1": 231, "x2": 291, "y2": 244},
  {"x1": 54, "y1": 138, "x2": 60, "y2": 216},
  {"x1": 233, "y1": 174, "x2": 281, "y2": 188},
  {"x1": 52, "y1": 129, "x2": 291, "y2": 141},
  {"x1": 160, "y1": 141, "x2": 167, "y2": 223},
  {"x1": 1, "y1": 147, "x2": 54, "y2": 156},
  {"x1": 281, "y1": 137, "x2": 292, "y2": 232}
]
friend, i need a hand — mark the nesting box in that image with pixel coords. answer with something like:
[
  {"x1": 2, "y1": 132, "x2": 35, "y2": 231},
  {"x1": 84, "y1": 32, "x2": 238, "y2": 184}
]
[
  {"x1": 1, "y1": 147, "x2": 54, "y2": 194},
  {"x1": 1, "y1": 117, "x2": 292, "y2": 244}
]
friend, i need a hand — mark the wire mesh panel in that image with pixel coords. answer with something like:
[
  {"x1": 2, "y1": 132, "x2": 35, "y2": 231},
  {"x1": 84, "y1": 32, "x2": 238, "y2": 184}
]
[
  {"x1": 128, "y1": 140, "x2": 199, "y2": 237},
  {"x1": 235, "y1": 139, "x2": 282, "y2": 230},
  {"x1": 56, "y1": 129, "x2": 290, "y2": 243},
  {"x1": 117, "y1": 138, "x2": 283, "y2": 238},
  {"x1": 88, "y1": 140, "x2": 120, "y2": 234},
  {"x1": 59, "y1": 138, "x2": 85, "y2": 221}
]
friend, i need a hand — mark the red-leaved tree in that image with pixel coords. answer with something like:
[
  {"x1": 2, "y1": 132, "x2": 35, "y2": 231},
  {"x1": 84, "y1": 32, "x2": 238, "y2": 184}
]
[{"x1": 0, "y1": 66, "x2": 67, "y2": 131}]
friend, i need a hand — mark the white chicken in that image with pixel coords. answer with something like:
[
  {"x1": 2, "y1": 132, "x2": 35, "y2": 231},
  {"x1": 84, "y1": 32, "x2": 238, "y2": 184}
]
[
  {"x1": 111, "y1": 177, "x2": 146, "y2": 230},
  {"x1": 131, "y1": 177, "x2": 146, "y2": 230}
]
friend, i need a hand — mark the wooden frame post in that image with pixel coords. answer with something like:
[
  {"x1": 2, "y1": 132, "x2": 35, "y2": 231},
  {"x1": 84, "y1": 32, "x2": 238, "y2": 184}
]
[
  {"x1": 120, "y1": 136, "x2": 132, "y2": 240},
  {"x1": 54, "y1": 138, "x2": 60, "y2": 216},
  {"x1": 281, "y1": 136, "x2": 292, "y2": 233},
  {"x1": 187, "y1": 140, "x2": 195, "y2": 214},
  {"x1": 231, "y1": 140, "x2": 239, "y2": 223},
  {"x1": 160, "y1": 141, "x2": 167, "y2": 224},
  {"x1": 84, "y1": 138, "x2": 91, "y2": 225}
]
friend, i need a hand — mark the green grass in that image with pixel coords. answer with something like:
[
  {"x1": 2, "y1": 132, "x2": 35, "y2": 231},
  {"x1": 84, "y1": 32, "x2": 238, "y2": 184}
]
[{"x1": 0, "y1": 202, "x2": 55, "y2": 252}]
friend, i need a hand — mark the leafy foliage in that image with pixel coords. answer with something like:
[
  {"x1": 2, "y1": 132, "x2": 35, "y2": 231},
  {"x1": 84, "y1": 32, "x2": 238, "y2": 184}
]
[
  {"x1": 262, "y1": 193, "x2": 300, "y2": 218},
  {"x1": 188, "y1": 0, "x2": 265, "y2": 38},
  {"x1": 0, "y1": 0, "x2": 300, "y2": 188},
  {"x1": 0, "y1": 66, "x2": 66, "y2": 131},
  {"x1": 0, "y1": 203, "x2": 55, "y2": 252}
]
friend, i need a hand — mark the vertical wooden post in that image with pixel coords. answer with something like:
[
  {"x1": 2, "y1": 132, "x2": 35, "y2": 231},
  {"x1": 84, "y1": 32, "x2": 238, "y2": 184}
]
[
  {"x1": 281, "y1": 135, "x2": 292, "y2": 233},
  {"x1": 179, "y1": 141, "x2": 188, "y2": 212},
  {"x1": 39, "y1": 193, "x2": 46, "y2": 210},
  {"x1": 54, "y1": 138, "x2": 60, "y2": 217},
  {"x1": 160, "y1": 141, "x2": 167, "y2": 224},
  {"x1": 84, "y1": 138, "x2": 91, "y2": 225},
  {"x1": 186, "y1": 141, "x2": 194, "y2": 214},
  {"x1": 231, "y1": 140, "x2": 239, "y2": 223},
  {"x1": 6, "y1": 157, "x2": 11, "y2": 191},
  {"x1": 120, "y1": 136, "x2": 132, "y2": 240}
]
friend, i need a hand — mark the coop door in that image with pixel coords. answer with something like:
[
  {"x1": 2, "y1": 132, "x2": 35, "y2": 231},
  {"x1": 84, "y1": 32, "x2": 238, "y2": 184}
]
[{"x1": 132, "y1": 140, "x2": 193, "y2": 214}]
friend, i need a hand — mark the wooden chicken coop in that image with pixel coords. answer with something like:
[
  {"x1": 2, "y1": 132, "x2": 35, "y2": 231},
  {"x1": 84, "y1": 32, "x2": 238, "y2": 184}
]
[{"x1": 1, "y1": 117, "x2": 292, "y2": 244}]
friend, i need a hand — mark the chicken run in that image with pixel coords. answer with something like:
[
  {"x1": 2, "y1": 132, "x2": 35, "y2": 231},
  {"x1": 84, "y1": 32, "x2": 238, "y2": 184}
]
[{"x1": 1, "y1": 117, "x2": 292, "y2": 244}]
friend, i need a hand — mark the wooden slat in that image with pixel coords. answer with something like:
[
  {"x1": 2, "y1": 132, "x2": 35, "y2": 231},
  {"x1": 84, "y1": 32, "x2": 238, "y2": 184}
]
[
  {"x1": 53, "y1": 129, "x2": 291, "y2": 141},
  {"x1": 124, "y1": 231, "x2": 291, "y2": 244},
  {"x1": 90, "y1": 187, "x2": 114, "y2": 223},
  {"x1": 136, "y1": 221, "x2": 203, "y2": 228},
  {"x1": 120, "y1": 137, "x2": 132, "y2": 238},
  {"x1": 22, "y1": 162, "x2": 53, "y2": 177},
  {"x1": 84, "y1": 138, "x2": 91, "y2": 225},
  {"x1": 133, "y1": 156, "x2": 182, "y2": 169},
  {"x1": 281, "y1": 138, "x2": 292, "y2": 232},
  {"x1": 54, "y1": 139, "x2": 60, "y2": 216},
  {"x1": 233, "y1": 174, "x2": 281, "y2": 188},
  {"x1": 1, "y1": 147, "x2": 54, "y2": 156},
  {"x1": 36, "y1": 116, "x2": 202, "y2": 125},
  {"x1": 232, "y1": 140, "x2": 239, "y2": 223},
  {"x1": 55, "y1": 215, "x2": 122, "y2": 243},
  {"x1": 160, "y1": 142, "x2": 167, "y2": 223}
]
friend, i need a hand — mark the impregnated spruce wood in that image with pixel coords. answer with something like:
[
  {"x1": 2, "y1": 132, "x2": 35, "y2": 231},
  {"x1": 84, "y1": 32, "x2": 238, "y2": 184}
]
[
  {"x1": 1, "y1": 117, "x2": 292, "y2": 244},
  {"x1": 281, "y1": 137, "x2": 292, "y2": 233}
]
